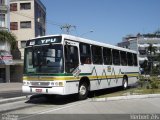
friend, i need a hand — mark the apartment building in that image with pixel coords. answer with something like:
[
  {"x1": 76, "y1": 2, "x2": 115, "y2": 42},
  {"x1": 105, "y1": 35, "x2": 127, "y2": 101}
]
[
  {"x1": 10, "y1": 0, "x2": 46, "y2": 59},
  {"x1": 117, "y1": 32, "x2": 160, "y2": 67},
  {"x1": 0, "y1": 0, "x2": 12, "y2": 83},
  {"x1": 0, "y1": 0, "x2": 9, "y2": 31}
]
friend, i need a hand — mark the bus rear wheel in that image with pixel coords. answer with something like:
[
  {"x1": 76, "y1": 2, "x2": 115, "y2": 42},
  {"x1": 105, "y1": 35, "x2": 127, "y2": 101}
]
[{"x1": 78, "y1": 82, "x2": 89, "y2": 100}]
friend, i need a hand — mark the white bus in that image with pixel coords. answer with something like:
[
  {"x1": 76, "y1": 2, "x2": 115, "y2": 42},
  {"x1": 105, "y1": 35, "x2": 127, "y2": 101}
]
[{"x1": 22, "y1": 34, "x2": 139, "y2": 100}]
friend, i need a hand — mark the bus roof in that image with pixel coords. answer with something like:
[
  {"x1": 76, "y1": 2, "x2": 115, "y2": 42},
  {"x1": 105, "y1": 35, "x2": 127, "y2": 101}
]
[{"x1": 29, "y1": 34, "x2": 137, "y2": 54}]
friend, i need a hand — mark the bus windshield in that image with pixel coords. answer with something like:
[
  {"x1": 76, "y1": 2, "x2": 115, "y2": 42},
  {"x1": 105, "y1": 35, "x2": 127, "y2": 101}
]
[{"x1": 24, "y1": 44, "x2": 63, "y2": 74}]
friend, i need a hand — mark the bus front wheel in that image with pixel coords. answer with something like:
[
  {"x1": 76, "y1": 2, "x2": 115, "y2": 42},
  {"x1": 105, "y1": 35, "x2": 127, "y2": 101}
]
[{"x1": 78, "y1": 82, "x2": 89, "y2": 100}]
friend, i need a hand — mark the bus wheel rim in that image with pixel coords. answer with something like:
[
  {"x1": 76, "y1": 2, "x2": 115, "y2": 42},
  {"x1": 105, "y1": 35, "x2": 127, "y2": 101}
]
[
  {"x1": 79, "y1": 85, "x2": 86, "y2": 95},
  {"x1": 124, "y1": 80, "x2": 127, "y2": 88}
]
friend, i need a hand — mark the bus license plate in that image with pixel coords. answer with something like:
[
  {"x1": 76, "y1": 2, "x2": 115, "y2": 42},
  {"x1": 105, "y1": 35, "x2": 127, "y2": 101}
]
[{"x1": 36, "y1": 89, "x2": 42, "y2": 93}]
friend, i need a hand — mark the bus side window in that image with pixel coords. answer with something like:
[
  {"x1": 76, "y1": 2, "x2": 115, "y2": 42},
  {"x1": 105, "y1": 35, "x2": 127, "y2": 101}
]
[
  {"x1": 133, "y1": 53, "x2": 138, "y2": 66},
  {"x1": 79, "y1": 43, "x2": 91, "y2": 64},
  {"x1": 65, "y1": 45, "x2": 79, "y2": 73},
  {"x1": 91, "y1": 45, "x2": 103, "y2": 64},
  {"x1": 127, "y1": 52, "x2": 133, "y2": 66},
  {"x1": 103, "y1": 47, "x2": 112, "y2": 65},
  {"x1": 112, "y1": 49, "x2": 120, "y2": 65},
  {"x1": 120, "y1": 51, "x2": 127, "y2": 66}
]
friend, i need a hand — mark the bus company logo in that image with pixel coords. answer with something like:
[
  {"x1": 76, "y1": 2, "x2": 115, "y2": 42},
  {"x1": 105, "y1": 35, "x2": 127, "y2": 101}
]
[
  {"x1": 107, "y1": 66, "x2": 111, "y2": 72},
  {"x1": 41, "y1": 38, "x2": 56, "y2": 44},
  {"x1": 72, "y1": 67, "x2": 81, "y2": 77}
]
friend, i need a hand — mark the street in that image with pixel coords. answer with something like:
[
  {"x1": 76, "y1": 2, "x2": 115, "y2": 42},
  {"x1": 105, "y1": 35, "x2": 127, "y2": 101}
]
[{"x1": 0, "y1": 95, "x2": 160, "y2": 120}]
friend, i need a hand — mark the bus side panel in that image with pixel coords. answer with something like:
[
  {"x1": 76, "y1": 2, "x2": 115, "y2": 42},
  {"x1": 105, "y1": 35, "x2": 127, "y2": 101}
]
[
  {"x1": 80, "y1": 65, "x2": 139, "y2": 91},
  {"x1": 65, "y1": 81, "x2": 79, "y2": 94}
]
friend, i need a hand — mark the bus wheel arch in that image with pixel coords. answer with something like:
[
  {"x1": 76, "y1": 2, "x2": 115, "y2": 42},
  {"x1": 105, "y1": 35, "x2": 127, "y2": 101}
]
[
  {"x1": 78, "y1": 77, "x2": 90, "y2": 100},
  {"x1": 122, "y1": 75, "x2": 128, "y2": 89}
]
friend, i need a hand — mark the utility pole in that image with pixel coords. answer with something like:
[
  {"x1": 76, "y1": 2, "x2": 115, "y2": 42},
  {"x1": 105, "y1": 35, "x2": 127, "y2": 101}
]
[{"x1": 60, "y1": 24, "x2": 76, "y2": 34}]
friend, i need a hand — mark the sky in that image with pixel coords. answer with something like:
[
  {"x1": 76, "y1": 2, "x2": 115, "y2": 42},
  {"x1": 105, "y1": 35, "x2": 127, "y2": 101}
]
[{"x1": 40, "y1": 0, "x2": 160, "y2": 45}]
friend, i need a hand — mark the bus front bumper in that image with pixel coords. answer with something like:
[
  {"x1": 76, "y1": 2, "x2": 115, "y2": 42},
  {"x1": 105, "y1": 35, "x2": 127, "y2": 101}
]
[{"x1": 22, "y1": 85, "x2": 65, "y2": 95}]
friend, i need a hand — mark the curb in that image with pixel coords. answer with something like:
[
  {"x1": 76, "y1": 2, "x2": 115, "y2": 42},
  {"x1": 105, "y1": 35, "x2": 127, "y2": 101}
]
[
  {"x1": 0, "y1": 95, "x2": 31, "y2": 105},
  {"x1": 91, "y1": 94, "x2": 160, "y2": 102},
  {"x1": 1, "y1": 93, "x2": 160, "y2": 104}
]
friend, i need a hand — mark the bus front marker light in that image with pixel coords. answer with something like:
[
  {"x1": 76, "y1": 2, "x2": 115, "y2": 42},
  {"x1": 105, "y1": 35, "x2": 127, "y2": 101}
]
[
  {"x1": 23, "y1": 81, "x2": 27, "y2": 85},
  {"x1": 55, "y1": 82, "x2": 59, "y2": 86},
  {"x1": 59, "y1": 82, "x2": 63, "y2": 86},
  {"x1": 51, "y1": 82, "x2": 54, "y2": 86}
]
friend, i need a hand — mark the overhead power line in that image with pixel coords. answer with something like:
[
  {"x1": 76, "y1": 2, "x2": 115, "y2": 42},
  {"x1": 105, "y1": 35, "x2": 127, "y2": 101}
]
[{"x1": 60, "y1": 24, "x2": 76, "y2": 34}]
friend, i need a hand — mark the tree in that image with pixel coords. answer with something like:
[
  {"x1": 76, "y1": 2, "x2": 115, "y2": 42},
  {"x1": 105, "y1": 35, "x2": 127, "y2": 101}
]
[
  {"x1": 147, "y1": 44, "x2": 157, "y2": 74},
  {"x1": 147, "y1": 44, "x2": 157, "y2": 55},
  {"x1": 0, "y1": 30, "x2": 16, "y2": 50}
]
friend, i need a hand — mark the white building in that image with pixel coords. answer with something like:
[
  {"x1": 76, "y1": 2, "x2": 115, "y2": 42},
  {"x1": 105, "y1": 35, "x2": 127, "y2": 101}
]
[{"x1": 117, "y1": 32, "x2": 160, "y2": 67}]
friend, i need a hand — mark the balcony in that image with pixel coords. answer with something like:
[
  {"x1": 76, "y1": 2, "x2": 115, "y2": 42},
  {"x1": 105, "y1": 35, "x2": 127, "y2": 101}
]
[{"x1": 0, "y1": 5, "x2": 8, "y2": 13}]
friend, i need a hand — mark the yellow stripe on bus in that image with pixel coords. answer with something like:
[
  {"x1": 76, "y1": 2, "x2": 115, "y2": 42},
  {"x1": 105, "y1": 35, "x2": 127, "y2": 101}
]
[{"x1": 23, "y1": 74, "x2": 138, "y2": 81}]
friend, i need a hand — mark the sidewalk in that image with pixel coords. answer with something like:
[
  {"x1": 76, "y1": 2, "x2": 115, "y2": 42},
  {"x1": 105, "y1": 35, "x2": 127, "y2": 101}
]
[
  {"x1": 0, "y1": 82, "x2": 22, "y2": 93},
  {"x1": 0, "y1": 83, "x2": 31, "y2": 104}
]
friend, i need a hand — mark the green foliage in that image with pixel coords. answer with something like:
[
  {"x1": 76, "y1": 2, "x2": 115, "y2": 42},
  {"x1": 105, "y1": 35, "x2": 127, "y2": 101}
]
[
  {"x1": 138, "y1": 76, "x2": 160, "y2": 89},
  {"x1": 150, "y1": 77, "x2": 160, "y2": 89},
  {"x1": 147, "y1": 44, "x2": 157, "y2": 55},
  {"x1": 0, "y1": 30, "x2": 16, "y2": 50}
]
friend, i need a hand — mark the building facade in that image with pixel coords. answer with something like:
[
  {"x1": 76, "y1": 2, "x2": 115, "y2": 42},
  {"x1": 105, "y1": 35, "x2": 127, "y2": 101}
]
[
  {"x1": 0, "y1": 0, "x2": 12, "y2": 83},
  {"x1": 0, "y1": 0, "x2": 9, "y2": 31},
  {"x1": 10, "y1": 0, "x2": 46, "y2": 59},
  {"x1": 117, "y1": 32, "x2": 160, "y2": 73}
]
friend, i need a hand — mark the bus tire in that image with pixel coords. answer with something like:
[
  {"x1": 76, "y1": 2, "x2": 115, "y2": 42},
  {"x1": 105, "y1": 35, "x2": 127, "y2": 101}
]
[
  {"x1": 78, "y1": 82, "x2": 89, "y2": 100},
  {"x1": 122, "y1": 77, "x2": 128, "y2": 89}
]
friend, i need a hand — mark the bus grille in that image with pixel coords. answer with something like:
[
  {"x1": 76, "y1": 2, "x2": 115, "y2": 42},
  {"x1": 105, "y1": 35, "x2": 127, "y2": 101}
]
[{"x1": 31, "y1": 82, "x2": 50, "y2": 86}]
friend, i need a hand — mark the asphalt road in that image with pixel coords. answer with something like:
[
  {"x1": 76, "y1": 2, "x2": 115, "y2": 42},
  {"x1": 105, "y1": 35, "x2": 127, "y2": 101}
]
[{"x1": 0, "y1": 95, "x2": 160, "y2": 120}]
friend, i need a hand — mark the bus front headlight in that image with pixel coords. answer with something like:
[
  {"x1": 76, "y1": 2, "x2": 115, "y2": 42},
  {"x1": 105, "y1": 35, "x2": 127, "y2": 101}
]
[
  {"x1": 50, "y1": 82, "x2": 64, "y2": 87},
  {"x1": 23, "y1": 81, "x2": 27, "y2": 85}
]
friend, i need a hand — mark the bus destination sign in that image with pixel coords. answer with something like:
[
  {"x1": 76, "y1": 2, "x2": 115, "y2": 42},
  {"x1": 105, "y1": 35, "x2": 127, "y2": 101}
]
[{"x1": 26, "y1": 36, "x2": 62, "y2": 46}]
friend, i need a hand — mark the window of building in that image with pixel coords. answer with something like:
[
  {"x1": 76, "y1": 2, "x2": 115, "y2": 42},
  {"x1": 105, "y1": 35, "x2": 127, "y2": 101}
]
[
  {"x1": 10, "y1": 22, "x2": 18, "y2": 30},
  {"x1": 112, "y1": 49, "x2": 120, "y2": 65},
  {"x1": 91, "y1": 45, "x2": 103, "y2": 64},
  {"x1": 20, "y1": 21, "x2": 31, "y2": 28},
  {"x1": 0, "y1": 0, "x2": 5, "y2": 5},
  {"x1": 103, "y1": 47, "x2": 112, "y2": 65},
  {"x1": 80, "y1": 43, "x2": 91, "y2": 64},
  {"x1": 10, "y1": 3, "x2": 17, "y2": 11},
  {"x1": 127, "y1": 52, "x2": 133, "y2": 66},
  {"x1": 120, "y1": 51, "x2": 127, "y2": 66},
  {"x1": 20, "y1": 3, "x2": 31, "y2": 10},
  {"x1": 0, "y1": 14, "x2": 5, "y2": 28}
]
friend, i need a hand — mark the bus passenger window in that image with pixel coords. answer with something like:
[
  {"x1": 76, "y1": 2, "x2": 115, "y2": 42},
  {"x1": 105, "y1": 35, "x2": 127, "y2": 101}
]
[
  {"x1": 91, "y1": 46, "x2": 103, "y2": 64},
  {"x1": 79, "y1": 43, "x2": 91, "y2": 64},
  {"x1": 112, "y1": 49, "x2": 120, "y2": 65},
  {"x1": 103, "y1": 48, "x2": 112, "y2": 65},
  {"x1": 133, "y1": 53, "x2": 138, "y2": 66},
  {"x1": 120, "y1": 51, "x2": 127, "y2": 66},
  {"x1": 65, "y1": 45, "x2": 79, "y2": 73},
  {"x1": 127, "y1": 52, "x2": 133, "y2": 66}
]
